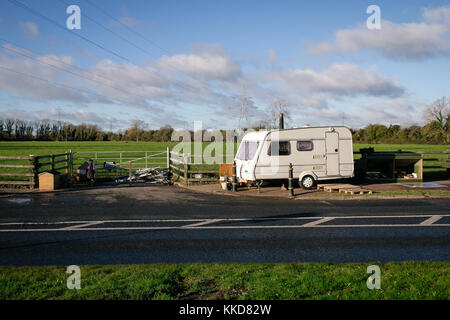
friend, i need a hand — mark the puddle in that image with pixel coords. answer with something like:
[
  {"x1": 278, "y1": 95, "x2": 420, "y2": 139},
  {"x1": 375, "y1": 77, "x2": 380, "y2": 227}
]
[
  {"x1": 401, "y1": 183, "x2": 448, "y2": 189},
  {"x1": 6, "y1": 198, "x2": 31, "y2": 205}
]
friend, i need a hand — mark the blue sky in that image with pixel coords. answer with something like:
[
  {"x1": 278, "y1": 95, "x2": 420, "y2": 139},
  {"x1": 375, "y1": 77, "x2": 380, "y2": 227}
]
[{"x1": 0, "y1": 0, "x2": 449, "y2": 131}]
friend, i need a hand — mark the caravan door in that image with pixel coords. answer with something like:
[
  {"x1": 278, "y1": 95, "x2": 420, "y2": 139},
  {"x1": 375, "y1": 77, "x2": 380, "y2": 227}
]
[{"x1": 325, "y1": 131, "x2": 340, "y2": 176}]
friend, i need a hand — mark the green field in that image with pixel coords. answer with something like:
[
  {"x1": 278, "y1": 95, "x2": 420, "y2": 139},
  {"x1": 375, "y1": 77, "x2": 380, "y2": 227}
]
[
  {"x1": 0, "y1": 262, "x2": 448, "y2": 300},
  {"x1": 0, "y1": 141, "x2": 449, "y2": 156}
]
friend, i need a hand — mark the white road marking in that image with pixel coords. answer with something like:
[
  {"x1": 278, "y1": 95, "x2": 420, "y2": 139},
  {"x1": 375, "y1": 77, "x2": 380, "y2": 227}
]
[
  {"x1": 0, "y1": 214, "x2": 449, "y2": 232},
  {"x1": 320, "y1": 201, "x2": 333, "y2": 206},
  {"x1": 0, "y1": 213, "x2": 448, "y2": 226},
  {"x1": 420, "y1": 215, "x2": 443, "y2": 225},
  {"x1": 61, "y1": 221, "x2": 104, "y2": 230},
  {"x1": 182, "y1": 219, "x2": 223, "y2": 228},
  {"x1": 0, "y1": 224, "x2": 449, "y2": 232},
  {"x1": 302, "y1": 217, "x2": 334, "y2": 227}
]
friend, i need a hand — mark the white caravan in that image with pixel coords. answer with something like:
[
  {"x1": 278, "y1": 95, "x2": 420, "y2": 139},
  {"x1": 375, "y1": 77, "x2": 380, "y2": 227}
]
[{"x1": 234, "y1": 126, "x2": 354, "y2": 189}]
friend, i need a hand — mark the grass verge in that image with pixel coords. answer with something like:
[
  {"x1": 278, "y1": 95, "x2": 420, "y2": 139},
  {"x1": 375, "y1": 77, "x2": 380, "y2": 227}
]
[
  {"x1": 305, "y1": 189, "x2": 450, "y2": 198},
  {"x1": 1, "y1": 262, "x2": 449, "y2": 300}
]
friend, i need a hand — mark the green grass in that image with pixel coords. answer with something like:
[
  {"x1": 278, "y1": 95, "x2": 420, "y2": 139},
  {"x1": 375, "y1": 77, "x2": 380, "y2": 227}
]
[
  {"x1": 0, "y1": 262, "x2": 448, "y2": 300},
  {"x1": 0, "y1": 141, "x2": 448, "y2": 157},
  {"x1": 306, "y1": 189, "x2": 450, "y2": 198}
]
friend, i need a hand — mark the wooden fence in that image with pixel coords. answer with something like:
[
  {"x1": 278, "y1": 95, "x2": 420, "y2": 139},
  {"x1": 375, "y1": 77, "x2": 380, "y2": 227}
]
[
  {"x1": 0, "y1": 155, "x2": 35, "y2": 188},
  {"x1": 0, "y1": 152, "x2": 71, "y2": 189},
  {"x1": 417, "y1": 150, "x2": 450, "y2": 176},
  {"x1": 168, "y1": 151, "x2": 234, "y2": 185}
]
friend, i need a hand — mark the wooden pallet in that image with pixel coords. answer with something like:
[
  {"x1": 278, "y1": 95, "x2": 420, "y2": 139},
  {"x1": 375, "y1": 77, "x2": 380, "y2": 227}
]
[
  {"x1": 339, "y1": 188, "x2": 373, "y2": 195},
  {"x1": 317, "y1": 184, "x2": 356, "y2": 193},
  {"x1": 317, "y1": 183, "x2": 373, "y2": 195}
]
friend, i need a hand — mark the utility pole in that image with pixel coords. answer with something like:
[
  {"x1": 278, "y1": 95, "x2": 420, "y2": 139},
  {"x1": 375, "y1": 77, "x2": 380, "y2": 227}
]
[{"x1": 238, "y1": 84, "x2": 249, "y2": 131}]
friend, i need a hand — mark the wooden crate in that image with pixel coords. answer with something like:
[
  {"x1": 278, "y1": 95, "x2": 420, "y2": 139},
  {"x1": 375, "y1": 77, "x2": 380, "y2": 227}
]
[{"x1": 38, "y1": 172, "x2": 62, "y2": 191}]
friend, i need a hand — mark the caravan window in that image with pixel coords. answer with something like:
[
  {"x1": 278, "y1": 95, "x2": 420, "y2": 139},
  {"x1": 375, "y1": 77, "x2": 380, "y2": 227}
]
[
  {"x1": 297, "y1": 140, "x2": 313, "y2": 151},
  {"x1": 268, "y1": 141, "x2": 291, "y2": 156},
  {"x1": 236, "y1": 141, "x2": 260, "y2": 160}
]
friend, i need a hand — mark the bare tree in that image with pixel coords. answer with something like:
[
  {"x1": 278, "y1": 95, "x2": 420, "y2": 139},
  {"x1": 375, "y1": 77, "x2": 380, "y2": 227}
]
[
  {"x1": 424, "y1": 96, "x2": 450, "y2": 143},
  {"x1": 265, "y1": 99, "x2": 292, "y2": 129},
  {"x1": 129, "y1": 120, "x2": 148, "y2": 142}
]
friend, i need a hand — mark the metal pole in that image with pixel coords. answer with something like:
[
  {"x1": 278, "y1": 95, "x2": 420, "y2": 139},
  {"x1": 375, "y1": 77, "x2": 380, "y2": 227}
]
[
  {"x1": 69, "y1": 149, "x2": 73, "y2": 177},
  {"x1": 232, "y1": 161, "x2": 237, "y2": 192},
  {"x1": 279, "y1": 113, "x2": 284, "y2": 129},
  {"x1": 145, "y1": 151, "x2": 148, "y2": 168},
  {"x1": 288, "y1": 163, "x2": 294, "y2": 197}
]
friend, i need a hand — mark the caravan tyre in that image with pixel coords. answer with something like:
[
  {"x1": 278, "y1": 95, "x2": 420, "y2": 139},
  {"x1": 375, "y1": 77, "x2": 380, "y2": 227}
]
[{"x1": 300, "y1": 175, "x2": 315, "y2": 190}]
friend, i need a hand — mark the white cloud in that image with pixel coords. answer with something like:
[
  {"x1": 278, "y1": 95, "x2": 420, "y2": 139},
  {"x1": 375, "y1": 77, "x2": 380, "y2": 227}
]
[
  {"x1": 267, "y1": 64, "x2": 404, "y2": 98},
  {"x1": 0, "y1": 50, "x2": 98, "y2": 103},
  {"x1": 156, "y1": 44, "x2": 241, "y2": 81},
  {"x1": 305, "y1": 6, "x2": 450, "y2": 60},
  {"x1": 292, "y1": 98, "x2": 423, "y2": 128},
  {"x1": 85, "y1": 59, "x2": 172, "y2": 107},
  {"x1": 19, "y1": 21, "x2": 39, "y2": 39}
]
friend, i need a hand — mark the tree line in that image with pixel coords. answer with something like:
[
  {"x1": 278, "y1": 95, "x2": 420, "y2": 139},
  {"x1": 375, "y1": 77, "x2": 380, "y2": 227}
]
[
  {"x1": 1, "y1": 97, "x2": 448, "y2": 144},
  {"x1": 0, "y1": 118, "x2": 448, "y2": 144},
  {"x1": 0, "y1": 119, "x2": 175, "y2": 142}
]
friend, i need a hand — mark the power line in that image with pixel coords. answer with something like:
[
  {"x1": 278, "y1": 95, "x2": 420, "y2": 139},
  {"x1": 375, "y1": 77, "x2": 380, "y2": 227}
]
[
  {"x1": 75, "y1": 0, "x2": 229, "y2": 97},
  {"x1": 57, "y1": 0, "x2": 163, "y2": 61},
  {"x1": 0, "y1": 64, "x2": 110, "y2": 100},
  {"x1": 0, "y1": 41, "x2": 132, "y2": 97},
  {"x1": 84, "y1": 0, "x2": 171, "y2": 56},
  {"x1": 7, "y1": 0, "x2": 205, "y2": 98},
  {"x1": 0, "y1": 38, "x2": 129, "y2": 91},
  {"x1": 7, "y1": 0, "x2": 132, "y2": 62}
]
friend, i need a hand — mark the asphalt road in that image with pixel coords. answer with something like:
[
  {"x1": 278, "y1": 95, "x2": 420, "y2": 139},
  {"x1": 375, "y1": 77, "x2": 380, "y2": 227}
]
[{"x1": 0, "y1": 185, "x2": 449, "y2": 265}]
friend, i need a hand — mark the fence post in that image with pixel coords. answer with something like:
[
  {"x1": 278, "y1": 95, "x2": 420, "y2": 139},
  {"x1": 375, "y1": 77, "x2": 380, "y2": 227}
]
[
  {"x1": 69, "y1": 149, "x2": 73, "y2": 177},
  {"x1": 65, "y1": 152, "x2": 69, "y2": 175},
  {"x1": 166, "y1": 147, "x2": 170, "y2": 170},
  {"x1": 184, "y1": 155, "x2": 188, "y2": 185},
  {"x1": 29, "y1": 155, "x2": 38, "y2": 189},
  {"x1": 50, "y1": 154, "x2": 55, "y2": 171}
]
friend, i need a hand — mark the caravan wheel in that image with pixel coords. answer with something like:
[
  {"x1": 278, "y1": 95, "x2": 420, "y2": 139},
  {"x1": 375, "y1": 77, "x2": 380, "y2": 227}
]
[{"x1": 300, "y1": 175, "x2": 315, "y2": 190}]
